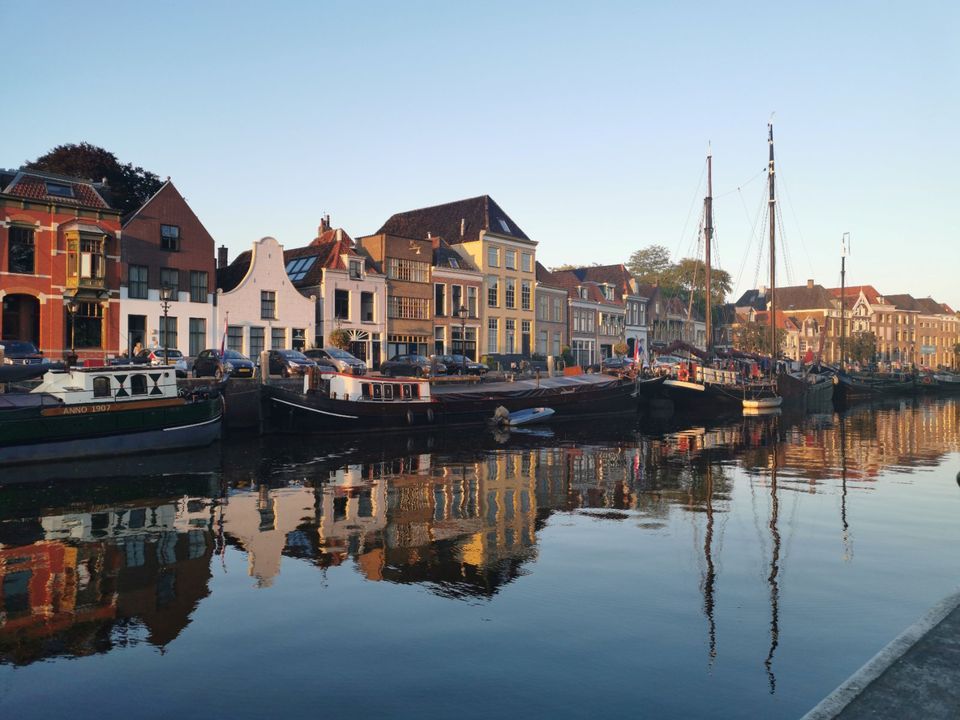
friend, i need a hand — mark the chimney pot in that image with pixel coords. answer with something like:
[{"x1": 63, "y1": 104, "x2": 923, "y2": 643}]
[{"x1": 217, "y1": 245, "x2": 228, "y2": 269}]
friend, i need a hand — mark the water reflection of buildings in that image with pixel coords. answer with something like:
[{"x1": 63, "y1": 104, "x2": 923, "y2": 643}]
[{"x1": 0, "y1": 494, "x2": 217, "y2": 665}]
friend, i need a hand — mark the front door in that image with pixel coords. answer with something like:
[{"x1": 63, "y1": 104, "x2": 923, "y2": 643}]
[
  {"x1": 128, "y1": 315, "x2": 146, "y2": 355},
  {"x1": 1, "y1": 294, "x2": 40, "y2": 344}
]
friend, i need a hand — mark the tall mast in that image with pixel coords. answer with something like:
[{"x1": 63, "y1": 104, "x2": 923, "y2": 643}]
[
  {"x1": 704, "y1": 147, "x2": 713, "y2": 353},
  {"x1": 767, "y1": 122, "x2": 777, "y2": 359},
  {"x1": 840, "y1": 232, "x2": 849, "y2": 371}
]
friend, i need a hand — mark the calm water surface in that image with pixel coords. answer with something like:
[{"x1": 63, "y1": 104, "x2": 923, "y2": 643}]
[{"x1": 1, "y1": 398, "x2": 959, "y2": 719}]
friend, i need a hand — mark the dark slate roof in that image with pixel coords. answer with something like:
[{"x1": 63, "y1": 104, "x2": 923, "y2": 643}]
[
  {"x1": 774, "y1": 284, "x2": 838, "y2": 311},
  {"x1": 734, "y1": 288, "x2": 768, "y2": 310},
  {"x1": 375, "y1": 195, "x2": 530, "y2": 244},
  {"x1": 216, "y1": 250, "x2": 252, "y2": 292},
  {"x1": 915, "y1": 297, "x2": 948, "y2": 315},
  {"x1": 535, "y1": 262, "x2": 564, "y2": 290},
  {"x1": 432, "y1": 237, "x2": 478, "y2": 272},
  {"x1": 882, "y1": 294, "x2": 922, "y2": 312},
  {"x1": 1, "y1": 168, "x2": 112, "y2": 209},
  {"x1": 283, "y1": 228, "x2": 380, "y2": 289}
]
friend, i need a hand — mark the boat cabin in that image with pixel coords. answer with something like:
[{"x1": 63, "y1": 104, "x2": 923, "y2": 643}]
[
  {"x1": 306, "y1": 368, "x2": 432, "y2": 403},
  {"x1": 29, "y1": 366, "x2": 181, "y2": 405}
]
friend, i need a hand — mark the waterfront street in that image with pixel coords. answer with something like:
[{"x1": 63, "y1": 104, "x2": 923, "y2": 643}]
[{"x1": 1, "y1": 398, "x2": 958, "y2": 719}]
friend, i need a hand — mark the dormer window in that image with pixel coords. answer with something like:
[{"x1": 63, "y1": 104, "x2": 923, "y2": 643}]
[
  {"x1": 45, "y1": 182, "x2": 74, "y2": 198},
  {"x1": 448, "y1": 257, "x2": 459, "y2": 269},
  {"x1": 349, "y1": 259, "x2": 362, "y2": 280},
  {"x1": 579, "y1": 287, "x2": 588, "y2": 299}
]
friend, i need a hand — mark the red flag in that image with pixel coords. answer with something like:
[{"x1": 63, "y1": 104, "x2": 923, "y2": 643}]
[{"x1": 220, "y1": 315, "x2": 228, "y2": 354}]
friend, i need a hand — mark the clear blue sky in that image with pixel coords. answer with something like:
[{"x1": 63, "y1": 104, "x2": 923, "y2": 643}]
[{"x1": 4, "y1": 0, "x2": 958, "y2": 307}]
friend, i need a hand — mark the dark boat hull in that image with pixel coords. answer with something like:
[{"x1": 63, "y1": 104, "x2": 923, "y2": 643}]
[
  {"x1": 660, "y1": 379, "x2": 744, "y2": 412},
  {"x1": 261, "y1": 375, "x2": 656, "y2": 434}
]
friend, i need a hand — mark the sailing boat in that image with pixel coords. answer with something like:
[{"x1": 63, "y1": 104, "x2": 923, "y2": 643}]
[
  {"x1": 662, "y1": 148, "x2": 750, "y2": 411},
  {"x1": 742, "y1": 123, "x2": 783, "y2": 411}
]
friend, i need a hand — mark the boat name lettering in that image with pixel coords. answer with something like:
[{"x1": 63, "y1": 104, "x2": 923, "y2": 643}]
[{"x1": 62, "y1": 403, "x2": 113, "y2": 415}]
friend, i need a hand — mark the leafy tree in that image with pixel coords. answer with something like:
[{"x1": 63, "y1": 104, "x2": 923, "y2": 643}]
[
  {"x1": 664, "y1": 258, "x2": 733, "y2": 318},
  {"x1": 328, "y1": 328, "x2": 351, "y2": 350},
  {"x1": 848, "y1": 331, "x2": 878, "y2": 365},
  {"x1": 733, "y1": 321, "x2": 785, "y2": 355},
  {"x1": 25, "y1": 142, "x2": 163, "y2": 216},
  {"x1": 626, "y1": 245, "x2": 672, "y2": 283}
]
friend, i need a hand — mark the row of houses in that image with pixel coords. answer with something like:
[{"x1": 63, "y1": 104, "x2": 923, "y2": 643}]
[{"x1": 1, "y1": 166, "x2": 955, "y2": 370}]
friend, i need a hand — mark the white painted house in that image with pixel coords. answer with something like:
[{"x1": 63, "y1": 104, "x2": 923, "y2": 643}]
[{"x1": 216, "y1": 236, "x2": 315, "y2": 357}]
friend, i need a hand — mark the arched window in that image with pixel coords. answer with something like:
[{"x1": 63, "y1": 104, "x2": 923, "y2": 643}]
[
  {"x1": 93, "y1": 376, "x2": 111, "y2": 398},
  {"x1": 131, "y1": 374, "x2": 148, "y2": 396}
]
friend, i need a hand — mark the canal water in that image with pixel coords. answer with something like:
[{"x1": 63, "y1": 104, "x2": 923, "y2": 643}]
[{"x1": 1, "y1": 398, "x2": 959, "y2": 719}]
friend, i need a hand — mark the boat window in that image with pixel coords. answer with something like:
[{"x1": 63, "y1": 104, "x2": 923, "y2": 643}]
[
  {"x1": 384, "y1": 384, "x2": 394, "y2": 400},
  {"x1": 361, "y1": 383, "x2": 372, "y2": 399},
  {"x1": 131, "y1": 374, "x2": 148, "y2": 396},
  {"x1": 93, "y1": 376, "x2": 111, "y2": 398},
  {"x1": 402, "y1": 384, "x2": 412, "y2": 399},
  {"x1": 411, "y1": 384, "x2": 420, "y2": 399},
  {"x1": 372, "y1": 384, "x2": 382, "y2": 400}
]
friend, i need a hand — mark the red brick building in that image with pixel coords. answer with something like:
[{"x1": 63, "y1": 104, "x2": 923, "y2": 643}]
[{"x1": 0, "y1": 169, "x2": 122, "y2": 363}]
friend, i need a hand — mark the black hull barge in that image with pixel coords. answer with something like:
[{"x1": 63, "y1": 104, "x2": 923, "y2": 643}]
[{"x1": 261, "y1": 369, "x2": 662, "y2": 434}]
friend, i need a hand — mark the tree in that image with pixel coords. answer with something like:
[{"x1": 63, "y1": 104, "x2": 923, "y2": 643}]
[
  {"x1": 328, "y1": 328, "x2": 351, "y2": 350},
  {"x1": 25, "y1": 142, "x2": 163, "y2": 216},
  {"x1": 626, "y1": 245, "x2": 672, "y2": 283},
  {"x1": 665, "y1": 258, "x2": 733, "y2": 317},
  {"x1": 733, "y1": 321, "x2": 785, "y2": 355},
  {"x1": 848, "y1": 331, "x2": 878, "y2": 365}
]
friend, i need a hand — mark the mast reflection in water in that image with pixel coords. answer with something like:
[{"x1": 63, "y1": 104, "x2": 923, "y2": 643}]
[{"x1": 1, "y1": 398, "x2": 959, "y2": 719}]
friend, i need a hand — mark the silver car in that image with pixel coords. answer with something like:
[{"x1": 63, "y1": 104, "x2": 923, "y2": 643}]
[{"x1": 304, "y1": 348, "x2": 367, "y2": 375}]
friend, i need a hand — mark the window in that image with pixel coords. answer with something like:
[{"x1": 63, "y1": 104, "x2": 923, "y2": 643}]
[
  {"x1": 189, "y1": 318, "x2": 206, "y2": 357},
  {"x1": 292, "y1": 328, "x2": 306, "y2": 351},
  {"x1": 8, "y1": 227, "x2": 35, "y2": 274},
  {"x1": 521, "y1": 320, "x2": 531, "y2": 353},
  {"x1": 386, "y1": 257, "x2": 429, "y2": 283},
  {"x1": 129, "y1": 264, "x2": 148, "y2": 299},
  {"x1": 272, "y1": 327, "x2": 286, "y2": 349},
  {"x1": 435, "y1": 326, "x2": 445, "y2": 355},
  {"x1": 93, "y1": 376, "x2": 111, "y2": 398},
  {"x1": 349, "y1": 260, "x2": 362, "y2": 280},
  {"x1": 227, "y1": 326, "x2": 243, "y2": 352},
  {"x1": 190, "y1": 271, "x2": 208, "y2": 303},
  {"x1": 434, "y1": 283, "x2": 446, "y2": 316},
  {"x1": 487, "y1": 246, "x2": 500, "y2": 268},
  {"x1": 160, "y1": 267, "x2": 179, "y2": 296},
  {"x1": 505, "y1": 250, "x2": 517, "y2": 270},
  {"x1": 487, "y1": 317, "x2": 498, "y2": 353},
  {"x1": 498, "y1": 218, "x2": 511, "y2": 233},
  {"x1": 521, "y1": 281, "x2": 531, "y2": 310},
  {"x1": 67, "y1": 232, "x2": 106, "y2": 286},
  {"x1": 361, "y1": 292, "x2": 374, "y2": 321},
  {"x1": 335, "y1": 289, "x2": 350, "y2": 319},
  {"x1": 159, "y1": 316, "x2": 178, "y2": 350},
  {"x1": 553, "y1": 334, "x2": 561, "y2": 356},
  {"x1": 538, "y1": 330, "x2": 548, "y2": 354},
  {"x1": 66, "y1": 301, "x2": 103, "y2": 348},
  {"x1": 467, "y1": 286, "x2": 478, "y2": 317},
  {"x1": 45, "y1": 182, "x2": 74, "y2": 198},
  {"x1": 161, "y1": 225, "x2": 180, "y2": 251},
  {"x1": 286, "y1": 255, "x2": 318, "y2": 282},
  {"x1": 553, "y1": 298, "x2": 562, "y2": 322},
  {"x1": 505, "y1": 279, "x2": 516, "y2": 309},
  {"x1": 261, "y1": 291, "x2": 276, "y2": 320},
  {"x1": 131, "y1": 374, "x2": 148, "y2": 395},
  {"x1": 521, "y1": 252, "x2": 532, "y2": 273},
  {"x1": 451, "y1": 285, "x2": 462, "y2": 316},
  {"x1": 537, "y1": 297, "x2": 547, "y2": 321},
  {"x1": 487, "y1": 276, "x2": 499, "y2": 308},
  {"x1": 387, "y1": 296, "x2": 430, "y2": 320},
  {"x1": 249, "y1": 327, "x2": 265, "y2": 358},
  {"x1": 505, "y1": 319, "x2": 516, "y2": 352}
]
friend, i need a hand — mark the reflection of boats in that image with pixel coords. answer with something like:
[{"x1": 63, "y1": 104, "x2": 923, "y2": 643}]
[
  {"x1": 261, "y1": 369, "x2": 657, "y2": 434},
  {"x1": 743, "y1": 395, "x2": 783, "y2": 411},
  {"x1": 777, "y1": 370, "x2": 834, "y2": 410},
  {"x1": 0, "y1": 365, "x2": 223, "y2": 465},
  {"x1": 505, "y1": 407, "x2": 555, "y2": 426}
]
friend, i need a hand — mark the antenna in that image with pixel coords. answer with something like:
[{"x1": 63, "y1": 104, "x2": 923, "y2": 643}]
[{"x1": 841, "y1": 231, "x2": 851, "y2": 257}]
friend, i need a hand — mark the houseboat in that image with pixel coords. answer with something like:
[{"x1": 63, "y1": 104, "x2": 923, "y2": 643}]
[
  {"x1": 0, "y1": 364, "x2": 223, "y2": 466},
  {"x1": 260, "y1": 367, "x2": 661, "y2": 434}
]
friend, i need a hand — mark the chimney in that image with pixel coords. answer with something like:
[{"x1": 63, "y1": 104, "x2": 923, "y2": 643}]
[
  {"x1": 460, "y1": 218, "x2": 465, "y2": 239},
  {"x1": 320, "y1": 214, "x2": 331, "y2": 233},
  {"x1": 807, "y1": 278, "x2": 814, "y2": 289},
  {"x1": 218, "y1": 245, "x2": 228, "y2": 269}
]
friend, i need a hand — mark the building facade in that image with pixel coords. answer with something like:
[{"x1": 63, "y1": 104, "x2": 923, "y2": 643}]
[
  {"x1": 215, "y1": 236, "x2": 315, "y2": 358},
  {"x1": 120, "y1": 181, "x2": 217, "y2": 357},
  {"x1": 431, "y1": 238, "x2": 482, "y2": 359},
  {"x1": 0, "y1": 169, "x2": 122, "y2": 364},
  {"x1": 534, "y1": 263, "x2": 567, "y2": 358}
]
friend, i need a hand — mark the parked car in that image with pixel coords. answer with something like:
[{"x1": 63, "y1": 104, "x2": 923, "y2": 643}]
[
  {"x1": 601, "y1": 356, "x2": 635, "y2": 371},
  {"x1": 0, "y1": 340, "x2": 44, "y2": 365},
  {"x1": 193, "y1": 349, "x2": 255, "y2": 379},
  {"x1": 266, "y1": 349, "x2": 317, "y2": 377},
  {"x1": 124, "y1": 347, "x2": 185, "y2": 366},
  {"x1": 380, "y1": 354, "x2": 445, "y2": 378},
  {"x1": 175, "y1": 356, "x2": 190, "y2": 378},
  {"x1": 304, "y1": 348, "x2": 366, "y2": 375},
  {"x1": 431, "y1": 354, "x2": 487, "y2": 376}
]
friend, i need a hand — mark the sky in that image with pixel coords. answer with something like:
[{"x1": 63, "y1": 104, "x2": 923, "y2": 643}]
[{"x1": 4, "y1": 0, "x2": 958, "y2": 307}]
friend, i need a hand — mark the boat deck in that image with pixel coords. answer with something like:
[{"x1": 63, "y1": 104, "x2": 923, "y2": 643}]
[{"x1": 431, "y1": 373, "x2": 620, "y2": 397}]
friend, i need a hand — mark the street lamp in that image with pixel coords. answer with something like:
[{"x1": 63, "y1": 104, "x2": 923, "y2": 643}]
[
  {"x1": 458, "y1": 305, "x2": 468, "y2": 374},
  {"x1": 64, "y1": 294, "x2": 78, "y2": 367},
  {"x1": 160, "y1": 285, "x2": 174, "y2": 365}
]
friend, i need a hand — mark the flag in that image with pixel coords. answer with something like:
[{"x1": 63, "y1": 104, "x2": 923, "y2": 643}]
[
  {"x1": 633, "y1": 341, "x2": 640, "y2": 364},
  {"x1": 219, "y1": 315, "x2": 228, "y2": 354}
]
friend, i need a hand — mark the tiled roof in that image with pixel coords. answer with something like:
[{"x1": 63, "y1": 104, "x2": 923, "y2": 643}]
[
  {"x1": 432, "y1": 237, "x2": 478, "y2": 272},
  {"x1": 882, "y1": 294, "x2": 922, "y2": 312},
  {"x1": 283, "y1": 228, "x2": 380, "y2": 288},
  {"x1": 375, "y1": 195, "x2": 530, "y2": 245},
  {"x1": 548, "y1": 269, "x2": 623, "y2": 306},
  {"x1": 1, "y1": 169, "x2": 111, "y2": 209},
  {"x1": 755, "y1": 309, "x2": 800, "y2": 330},
  {"x1": 772, "y1": 284, "x2": 837, "y2": 311},
  {"x1": 216, "y1": 250, "x2": 252, "y2": 293},
  {"x1": 563, "y1": 264, "x2": 641, "y2": 297},
  {"x1": 828, "y1": 285, "x2": 881, "y2": 305},
  {"x1": 915, "y1": 297, "x2": 948, "y2": 315}
]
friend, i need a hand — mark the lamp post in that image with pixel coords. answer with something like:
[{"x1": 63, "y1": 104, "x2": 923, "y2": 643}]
[
  {"x1": 160, "y1": 285, "x2": 174, "y2": 365},
  {"x1": 458, "y1": 304, "x2": 468, "y2": 374},
  {"x1": 64, "y1": 295, "x2": 78, "y2": 367}
]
